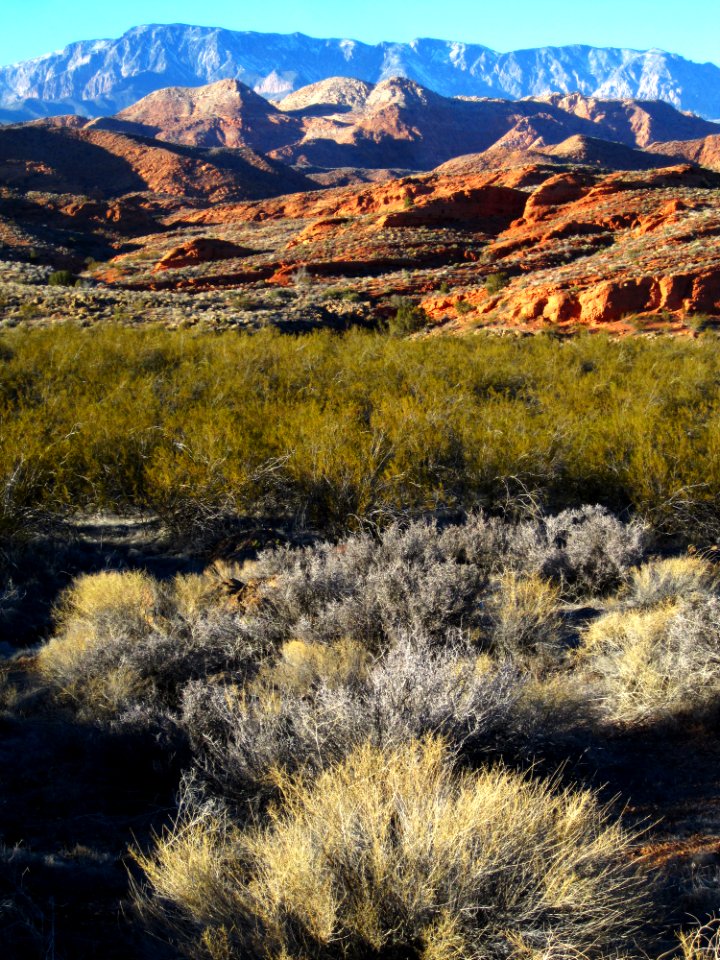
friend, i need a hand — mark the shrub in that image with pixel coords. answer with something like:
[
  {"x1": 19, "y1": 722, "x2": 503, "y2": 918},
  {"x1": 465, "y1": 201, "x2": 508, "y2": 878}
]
[
  {"x1": 37, "y1": 570, "x2": 262, "y2": 721},
  {"x1": 33, "y1": 510, "x2": 648, "y2": 727},
  {"x1": 386, "y1": 298, "x2": 428, "y2": 335},
  {"x1": 578, "y1": 597, "x2": 720, "y2": 724},
  {"x1": 684, "y1": 314, "x2": 717, "y2": 334},
  {"x1": 6, "y1": 325, "x2": 720, "y2": 540},
  {"x1": 47, "y1": 269, "x2": 75, "y2": 287},
  {"x1": 485, "y1": 271, "x2": 509, "y2": 295},
  {"x1": 180, "y1": 633, "x2": 523, "y2": 804},
  {"x1": 506, "y1": 506, "x2": 648, "y2": 598},
  {"x1": 134, "y1": 737, "x2": 645, "y2": 960},
  {"x1": 249, "y1": 520, "x2": 488, "y2": 650},
  {"x1": 484, "y1": 571, "x2": 564, "y2": 666},
  {"x1": 622, "y1": 555, "x2": 719, "y2": 607},
  {"x1": 240, "y1": 509, "x2": 645, "y2": 654},
  {"x1": 676, "y1": 920, "x2": 720, "y2": 960}
]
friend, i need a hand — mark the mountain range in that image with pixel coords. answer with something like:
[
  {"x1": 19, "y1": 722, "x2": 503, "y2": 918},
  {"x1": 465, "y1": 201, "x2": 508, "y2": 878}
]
[
  {"x1": 3, "y1": 75, "x2": 716, "y2": 191},
  {"x1": 78, "y1": 76, "x2": 718, "y2": 174},
  {"x1": 2, "y1": 24, "x2": 720, "y2": 122},
  {"x1": 1, "y1": 78, "x2": 720, "y2": 335}
]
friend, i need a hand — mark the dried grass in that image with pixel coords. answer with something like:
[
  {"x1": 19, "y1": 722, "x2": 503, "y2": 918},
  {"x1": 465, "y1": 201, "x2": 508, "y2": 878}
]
[{"x1": 134, "y1": 737, "x2": 645, "y2": 960}]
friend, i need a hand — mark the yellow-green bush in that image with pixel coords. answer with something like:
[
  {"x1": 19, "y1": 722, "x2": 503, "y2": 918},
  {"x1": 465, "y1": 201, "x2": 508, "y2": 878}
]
[
  {"x1": 36, "y1": 568, "x2": 242, "y2": 718},
  {"x1": 484, "y1": 571, "x2": 563, "y2": 666},
  {"x1": 254, "y1": 637, "x2": 372, "y2": 696},
  {"x1": 5, "y1": 325, "x2": 720, "y2": 538},
  {"x1": 134, "y1": 737, "x2": 645, "y2": 960},
  {"x1": 38, "y1": 570, "x2": 161, "y2": 701}
]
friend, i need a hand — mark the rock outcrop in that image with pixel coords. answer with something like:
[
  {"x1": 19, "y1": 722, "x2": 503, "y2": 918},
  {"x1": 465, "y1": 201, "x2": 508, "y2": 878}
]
[
  {"x1": 0, "y1": 123, "x2": 315, "y2": 201},
  {"x1": 154, "y1": 237, "x2": 253, "y2": 271}
]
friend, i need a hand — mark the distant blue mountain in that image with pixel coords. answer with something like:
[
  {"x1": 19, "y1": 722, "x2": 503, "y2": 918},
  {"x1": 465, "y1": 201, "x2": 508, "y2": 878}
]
[{"x1": 1, "y1": 24, "x2": 719, "y2": 121}]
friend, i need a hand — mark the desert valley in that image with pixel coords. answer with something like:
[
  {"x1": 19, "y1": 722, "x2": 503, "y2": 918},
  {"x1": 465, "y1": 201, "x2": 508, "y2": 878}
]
[{"x1": 4, "y1": 18, "x2": 720, "y2": 960}]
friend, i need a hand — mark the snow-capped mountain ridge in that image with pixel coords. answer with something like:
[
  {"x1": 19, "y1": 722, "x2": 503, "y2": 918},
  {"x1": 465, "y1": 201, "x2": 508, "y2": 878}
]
[{"x1": 1, "y1": 24, "x2": 720, "y2": 122}]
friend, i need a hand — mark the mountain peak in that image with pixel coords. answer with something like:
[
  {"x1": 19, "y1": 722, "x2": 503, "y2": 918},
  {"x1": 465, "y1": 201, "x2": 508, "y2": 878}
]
[
  {"x1": 117, "y1": 78, "x2": 276, "y2": 123},
  {"x1": 1, "y1": 26, "x2": 720, "y2": 123},
  {"x1": 366, "y1": 77, "x2": 442, "y2": 109},
  {"x1": 278, "y1": 77, "x2": 374, "y2": 114}
]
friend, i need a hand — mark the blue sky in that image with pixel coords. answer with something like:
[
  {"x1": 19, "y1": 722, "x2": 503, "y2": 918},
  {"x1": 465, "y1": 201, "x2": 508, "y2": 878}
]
[{"x1": 2, "y1": 0, "x2": 718, "y2": 67}]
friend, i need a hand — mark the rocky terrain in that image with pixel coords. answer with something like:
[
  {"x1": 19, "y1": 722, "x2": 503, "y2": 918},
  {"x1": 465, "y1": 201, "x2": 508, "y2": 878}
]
[
  {"x1": 2, "y1": 157, "x2": 719, "y2": 334},
  {"x1": 28, "y1": 77, "x2": 720, "y2": 173},
  {"x1": 2, "y1": 24, "x2": 720, "y2": 121},
  {"x1": 0, "y1": 122, "x2": 313, "y2": 200},
  {"x1": 0, "y1": 73, "x2": 719, "y2": 334}
]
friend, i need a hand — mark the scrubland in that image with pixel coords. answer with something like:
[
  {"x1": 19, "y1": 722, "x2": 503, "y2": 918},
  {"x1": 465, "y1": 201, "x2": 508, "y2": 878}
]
[
  {"x1": 5, "y1": 325, "x2": 720, "y2": 958},
  {"x1": 5, "y1": 325, "x2": 720, "y2": 543}
]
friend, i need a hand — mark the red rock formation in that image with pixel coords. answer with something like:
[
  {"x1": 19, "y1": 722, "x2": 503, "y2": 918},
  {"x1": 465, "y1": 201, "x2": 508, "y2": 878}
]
[
  {"x1": 521, "y1": 172, "x2": 594, "y2": 222},
  {"x1": 154, "y1": 238, "x2": 253, "y2": 271},
  {"x1": 0, "y1": 124, "x2": 314, "y2": 202},
  {"x1": 104, "y1": 79, "x2": 302, "y2": 153},
  {"x1": 648, "y1": 135, "x2": 720, "y2": 172},
  {"x1": 537, "y1": 92, "x2": 719, "y2": 148},
  {"x1": 420, "y1": 164, "x2": 720, "y2": 328}
]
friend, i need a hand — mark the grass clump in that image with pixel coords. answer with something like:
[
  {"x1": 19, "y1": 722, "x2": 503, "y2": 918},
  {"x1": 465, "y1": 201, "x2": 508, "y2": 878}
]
[
  {"x1": 135, "y1": 737, "x2": 645, "y2": 960},
  {"x1": 47, "y1": 269, "x2": 75, "y2": 287},
  {"x1": 578, "y1": 597, "x2": 720, "y2": 724},
  {"x1": 36, "y1": 569, "x2": 258, "y2": 722},
  {"x1": 37, "y1": 570, "x2": 161, "y2": 702},
  {"x1": 484, "y1": 571, "x2": 564, "y2": 666},
  {"x1": 257, "y1": 637, "x2": 372, "y2": 696},
  {"x1": 622, "y1": 555, "x2": 719, "y2": 607}
]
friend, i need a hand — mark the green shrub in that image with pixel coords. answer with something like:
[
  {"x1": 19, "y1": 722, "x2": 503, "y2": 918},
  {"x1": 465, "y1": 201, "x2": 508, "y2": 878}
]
[
  {"x1": 47, "y1": 270, "x2": 75, "y2": 287},
  {"x1": 485, "y1": 272, "x2": 509, "y2": 295},
  {"x1": 4, "y1": 326, "x2": 720, "y2": 540},
  {"x1": 386, "y1": 298, "x2": 428, "y2": 335},
  {"x1": 684, "y1": 313, "x2": 717, "y2": 334},
  {"x1": 339, "y1": 289, "x2": 361, "y2": 303}
]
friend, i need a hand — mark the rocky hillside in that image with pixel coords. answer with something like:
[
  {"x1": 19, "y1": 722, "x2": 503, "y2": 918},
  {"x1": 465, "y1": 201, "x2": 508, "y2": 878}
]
[
  {"x1": 648, "y1": 134, "x2": 720, "y2": 171},
  {"x1": 0, "y1": 123, "x2": 314, "y2": 200},
  {"x1": 61, "y1": 159, "x2": 719, "y2": 332},
  {"x1": 75, "y1": 77, "x2": 720, "y2": 173},
  {"x1": 99, "y1": 78, "x2": 302, "y2": 152},
  {"x1": 1, "y1": 24, "x2": 720, "y2": 121}
]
